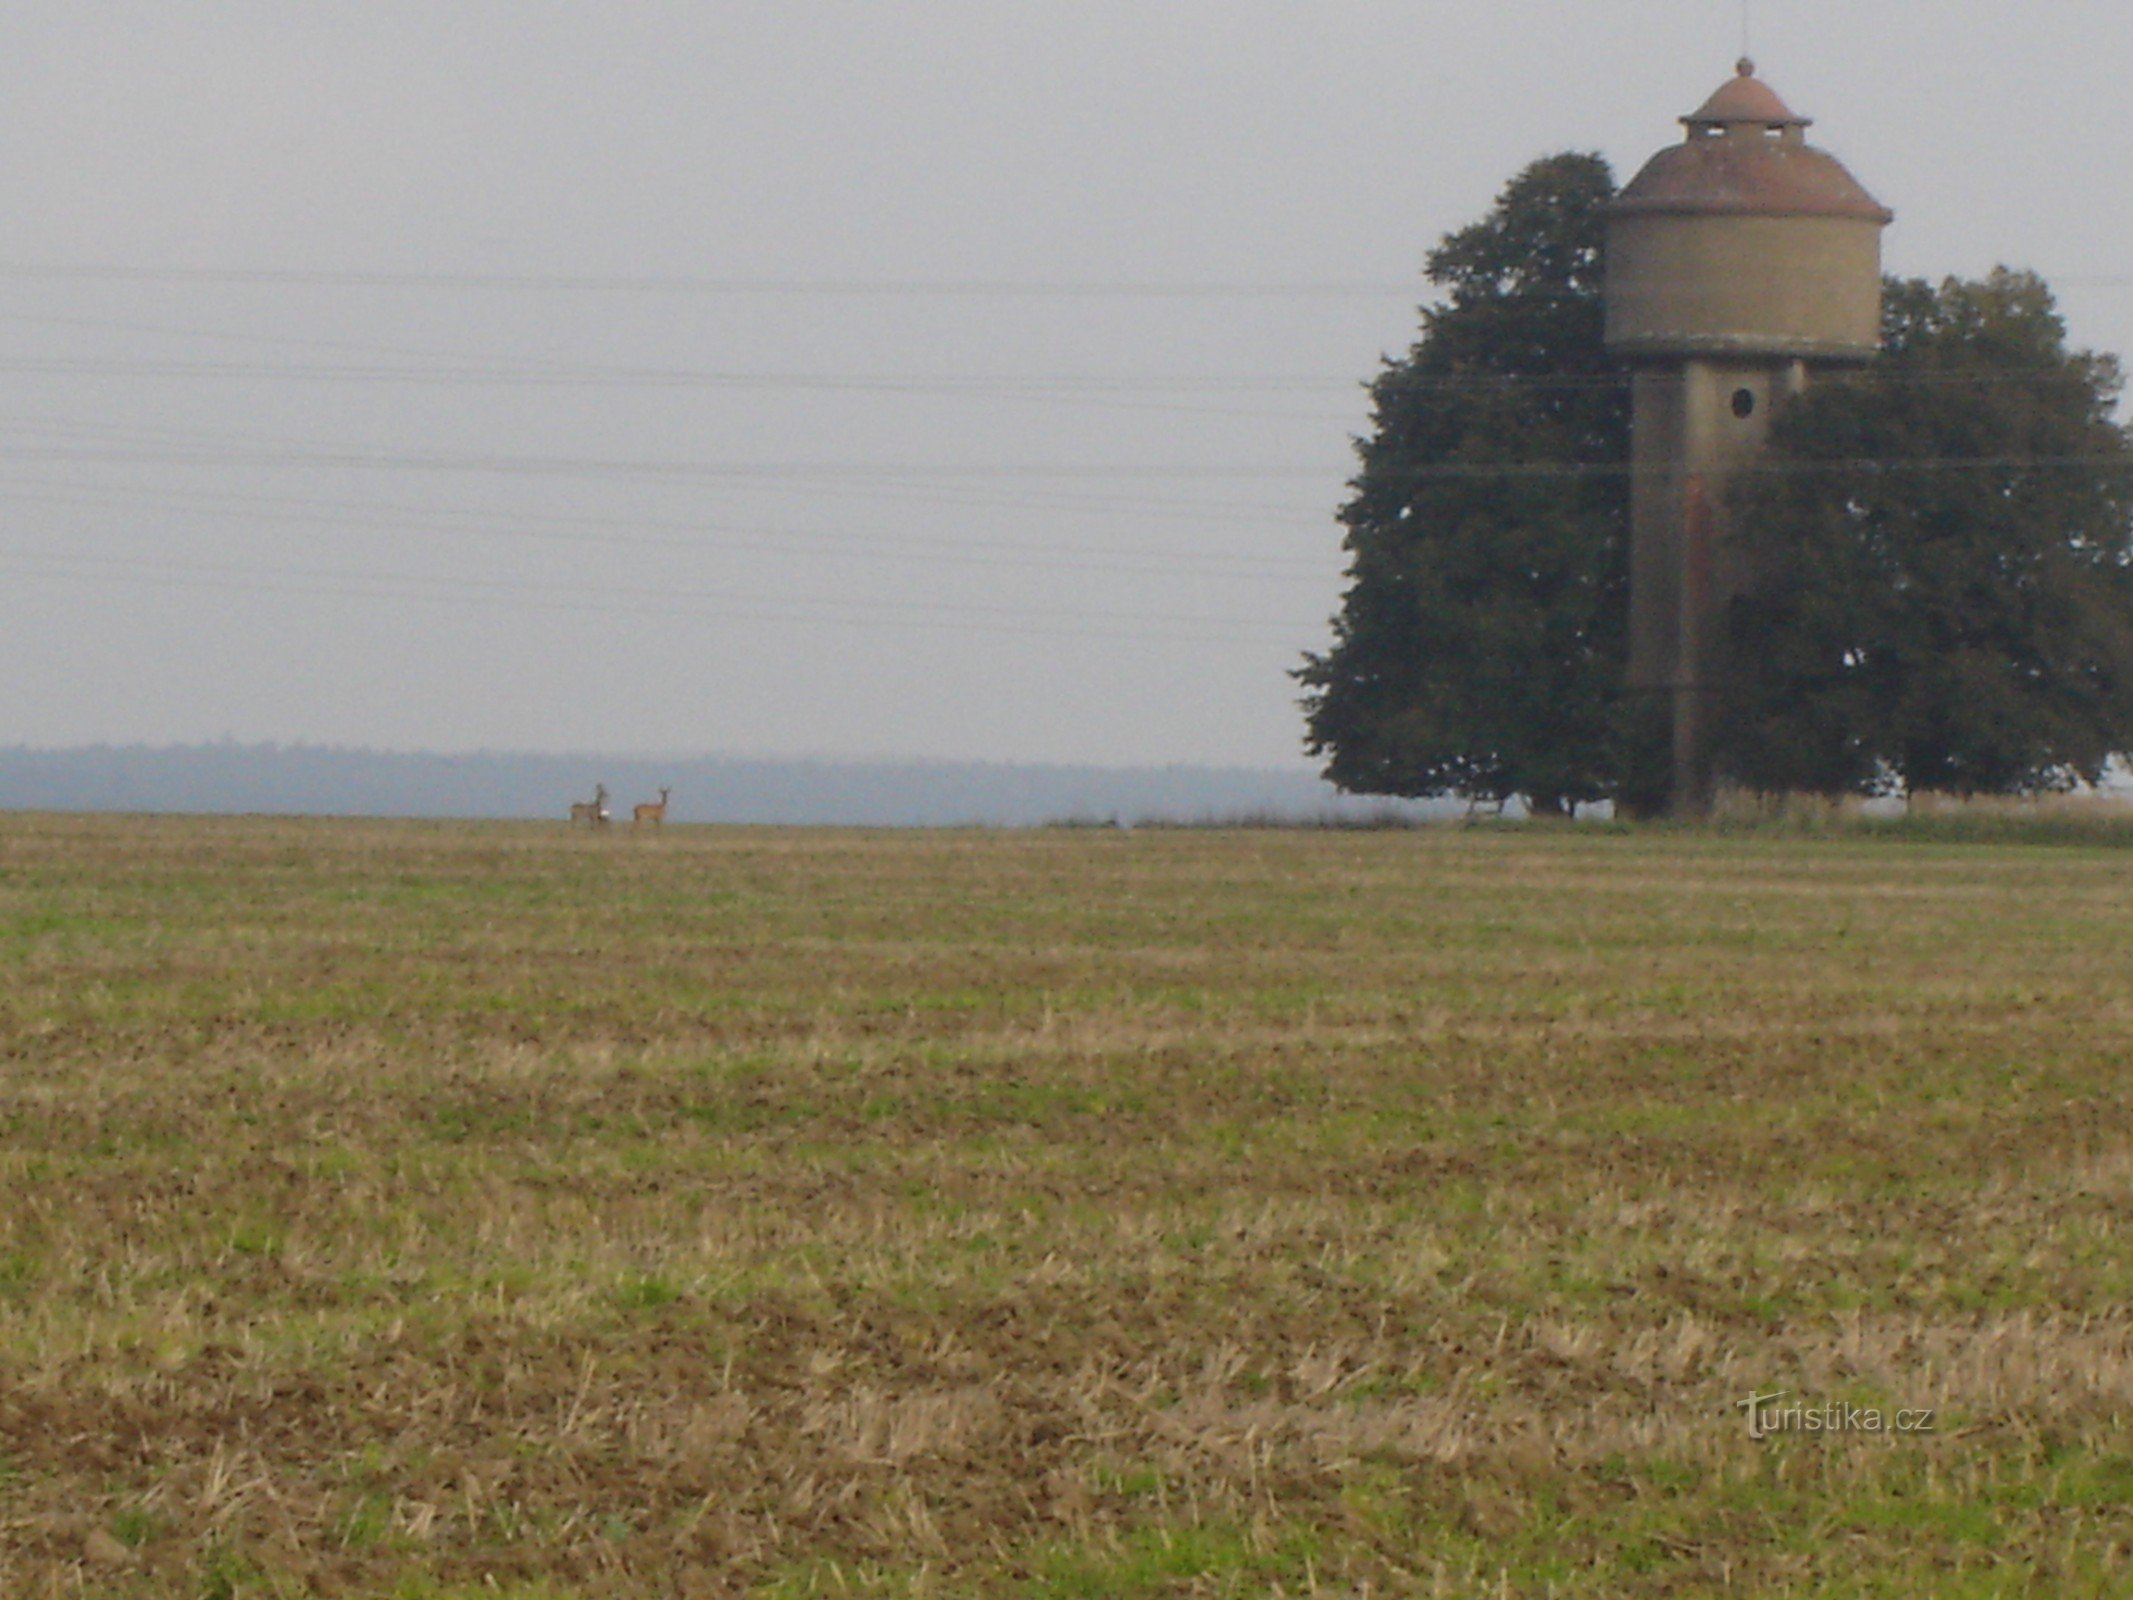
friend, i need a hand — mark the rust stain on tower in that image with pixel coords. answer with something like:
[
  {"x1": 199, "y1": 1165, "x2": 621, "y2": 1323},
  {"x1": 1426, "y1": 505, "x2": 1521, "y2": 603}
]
[{"x1": 1605, "y1": 61, "x2": 1891, "y2": 813}]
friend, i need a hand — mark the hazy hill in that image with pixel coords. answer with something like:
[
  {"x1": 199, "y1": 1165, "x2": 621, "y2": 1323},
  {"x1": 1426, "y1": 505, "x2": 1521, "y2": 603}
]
[{"x1": 0, "y1": 744, "x2": 1447, "y2": 827}]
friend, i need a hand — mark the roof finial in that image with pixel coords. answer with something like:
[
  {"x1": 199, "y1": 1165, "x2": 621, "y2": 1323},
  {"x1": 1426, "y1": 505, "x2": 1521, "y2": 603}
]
[{"x1": 1737, "y1": 57, "x2": 1756, "y2": 78}]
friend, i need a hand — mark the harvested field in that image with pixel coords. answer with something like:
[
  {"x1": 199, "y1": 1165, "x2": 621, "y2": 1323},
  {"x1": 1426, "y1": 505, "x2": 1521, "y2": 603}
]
[{"x1": 3, "y1": 812, "x2": 2132, "y2": 1597}]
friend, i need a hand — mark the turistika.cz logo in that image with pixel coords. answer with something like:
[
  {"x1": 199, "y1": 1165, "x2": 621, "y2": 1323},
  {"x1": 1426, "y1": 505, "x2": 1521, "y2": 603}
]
[{"x1": 1736, "y1": 1390, "x2": 1936, "y2": 1441}]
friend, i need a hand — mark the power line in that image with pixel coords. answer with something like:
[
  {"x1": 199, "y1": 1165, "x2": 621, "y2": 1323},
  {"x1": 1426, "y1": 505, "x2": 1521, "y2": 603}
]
[
  {"x1": 0, "y1": 546, "x2": 1308, "y2": 644},
  {"x1": 0, "y1": 411, "x2": 1333, "y2": 530},
  {"x1": 1352, "y1": 454, "x2": 2133, "y2": 482},
  {"x1": 0, "y1": 356, "x2": 1360, "y2": 426},
  {"x1": 0, "y1": 442, "x2": 1348, "y2": 480},
  {"x1": 7, "y1": 258, "x2": 2133, "y2": 298},
  {"x1": 0, "y1": 403, "x2": 1338, "y2": 507},
  {"x1": 2, "y1": 435, "x2": 2130, "y2": 483},
  {"x1": 0, "y1": 308, "x2": 2113, "y2": 406},
  {"x1": 0, "y1": 349, "x2": 2106, "y2": 399},
  {"x1": 0, "y1": 309, "x2": 1353, "y2": 391},
  {"x1": 0, "y1": 476, "x2": 1334, "y2": 581},
  {"x1": 0, "y1": 262, "x2": 1424, "y2": 297}
]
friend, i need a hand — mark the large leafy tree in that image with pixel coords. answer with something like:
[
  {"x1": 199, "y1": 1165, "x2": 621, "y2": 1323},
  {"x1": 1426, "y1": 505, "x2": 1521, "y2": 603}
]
[
  {"x1": 1297, "y1": 153, "x2": 1631, "y2": 816},
  {"x1": 1722, "y1": 270, "x2": 2133, "y2": 796}
]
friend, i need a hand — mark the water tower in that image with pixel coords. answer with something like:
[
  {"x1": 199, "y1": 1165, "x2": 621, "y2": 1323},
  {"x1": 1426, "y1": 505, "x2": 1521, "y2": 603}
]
[{"x1": 1606, "y1": 61, "x2": 1892, "y2": 812}]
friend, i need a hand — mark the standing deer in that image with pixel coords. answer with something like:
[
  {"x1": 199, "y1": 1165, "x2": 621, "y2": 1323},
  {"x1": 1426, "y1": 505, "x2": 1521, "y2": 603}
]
[
  {"x1": 632, "y1": 787, "x2": 670, "y2": 830},
  {"x1": 569, "y1": 783, "x2": 610, "y2": 828}
]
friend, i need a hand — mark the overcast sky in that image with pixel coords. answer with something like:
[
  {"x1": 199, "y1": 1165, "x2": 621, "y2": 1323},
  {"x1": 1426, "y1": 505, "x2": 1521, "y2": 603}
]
[{"x1": 5, "y1": 2, "x2": 2132, "y2": 769}]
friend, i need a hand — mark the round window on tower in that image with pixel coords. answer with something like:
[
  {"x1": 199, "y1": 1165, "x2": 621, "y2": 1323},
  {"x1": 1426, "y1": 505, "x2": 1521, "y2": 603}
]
[{"x1": 1731, "y1": 388, "x2": 1758, "y2": 419}]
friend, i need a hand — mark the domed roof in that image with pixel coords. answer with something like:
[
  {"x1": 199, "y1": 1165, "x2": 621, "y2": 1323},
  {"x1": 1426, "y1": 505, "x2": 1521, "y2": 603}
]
[
  {"x1": 1612, "y1": 62, "x2": 1892, "y2": 224},
  {"x1": 1686, "y1": 60, "x2": 1808, "y2": 128}
]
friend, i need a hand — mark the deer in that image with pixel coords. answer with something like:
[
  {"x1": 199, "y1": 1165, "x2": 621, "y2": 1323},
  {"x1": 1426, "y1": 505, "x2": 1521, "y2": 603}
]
[
  {"x1": 569, "y1": 783, "x2": 610, "y2": 828},
  {"x1": 632, "y1": 787, "x2": 670, "y2": 830}
]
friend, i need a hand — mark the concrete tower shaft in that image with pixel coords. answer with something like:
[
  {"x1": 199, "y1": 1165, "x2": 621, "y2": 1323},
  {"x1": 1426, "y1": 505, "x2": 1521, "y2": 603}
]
[{"x1": 1604, "y1": 62, "x2": 1891, "y2": 812}]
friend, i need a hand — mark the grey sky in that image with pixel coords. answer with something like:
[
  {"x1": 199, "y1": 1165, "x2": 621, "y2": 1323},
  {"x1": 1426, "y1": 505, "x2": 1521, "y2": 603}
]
[{"x1": 5, "y1": 3, "x2": 2131, "y2": 768}]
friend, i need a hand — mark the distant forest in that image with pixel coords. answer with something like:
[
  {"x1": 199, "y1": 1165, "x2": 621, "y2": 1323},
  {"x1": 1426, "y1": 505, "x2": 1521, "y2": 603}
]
[{"x1": 0, "y1": 744, "x2": 1446, "y2": 828}]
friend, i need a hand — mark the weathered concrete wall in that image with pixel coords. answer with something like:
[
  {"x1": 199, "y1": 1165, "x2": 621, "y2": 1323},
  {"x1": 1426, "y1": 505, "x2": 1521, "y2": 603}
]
[
  {"x1": 1625, "y1": 359, "x2": 1811, "y2": 807},
  {"x1": 1607, "y1": 213, "x2": 1884, "y2": 361}
]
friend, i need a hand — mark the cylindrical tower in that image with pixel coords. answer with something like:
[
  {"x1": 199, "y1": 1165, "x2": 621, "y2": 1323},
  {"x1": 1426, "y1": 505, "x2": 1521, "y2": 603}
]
[{"x1": 1606, "y1": 61, "x2": 1891, "y2": 812}]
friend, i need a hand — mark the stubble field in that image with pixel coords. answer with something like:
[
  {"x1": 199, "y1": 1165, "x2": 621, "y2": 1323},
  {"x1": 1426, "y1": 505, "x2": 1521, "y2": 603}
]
[{"x1": 3, "y1": 812, "x2": 2132, "y2": 1597}]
